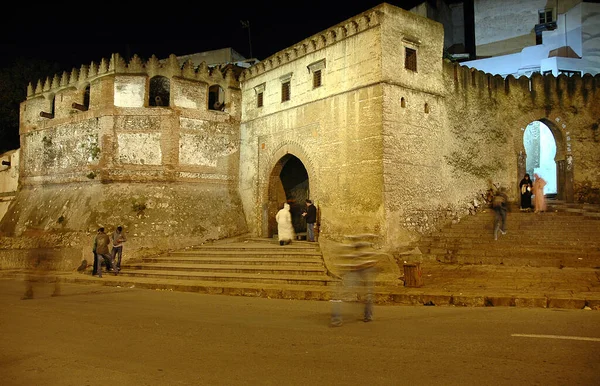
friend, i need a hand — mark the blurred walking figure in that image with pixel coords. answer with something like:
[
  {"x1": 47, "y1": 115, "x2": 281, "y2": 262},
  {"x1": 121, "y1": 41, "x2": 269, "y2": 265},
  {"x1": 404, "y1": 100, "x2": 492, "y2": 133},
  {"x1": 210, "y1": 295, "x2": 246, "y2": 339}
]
[
  {"x1": 111, "y1": 226, "x2": 127, "y2": 272},
  {"x1": 532, "y1": 173, "x2": 547, "y2": 214},
  {"x1": 519, "y1": 173, "x2": 533, "y2": 212},
  {"x1": 330, "y1": 234, "x2": 380, "y2": 327},
  {"x1": 492, "y1": 187, "x2": 509, "y2": 240},
  {"x1": 276, "y1": 203, "x2": 295, "y2": 246},
  {"x1": 22, "y1": 250, "x2": 60, "y2": 300}
]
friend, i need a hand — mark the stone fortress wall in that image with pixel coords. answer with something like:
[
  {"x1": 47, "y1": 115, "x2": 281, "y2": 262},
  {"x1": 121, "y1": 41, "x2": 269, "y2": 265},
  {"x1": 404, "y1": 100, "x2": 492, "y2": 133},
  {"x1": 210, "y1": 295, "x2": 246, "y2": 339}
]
[
  {"x1": 238, "y1": 3, "x2": 599, "y2": 248},
  {"x1": 0, "y1": 2, "x2": 598, "y2": 269},
  {"x1": 0, "y1": 54, "x2": 248, "y2": 269}
]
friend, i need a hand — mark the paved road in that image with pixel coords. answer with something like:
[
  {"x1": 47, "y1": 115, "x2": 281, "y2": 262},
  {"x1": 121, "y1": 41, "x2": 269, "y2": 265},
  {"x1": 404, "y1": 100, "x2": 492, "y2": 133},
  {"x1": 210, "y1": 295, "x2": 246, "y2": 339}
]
[{"x1": 1, "y1": 278, "x2": 599, "y2": 386}]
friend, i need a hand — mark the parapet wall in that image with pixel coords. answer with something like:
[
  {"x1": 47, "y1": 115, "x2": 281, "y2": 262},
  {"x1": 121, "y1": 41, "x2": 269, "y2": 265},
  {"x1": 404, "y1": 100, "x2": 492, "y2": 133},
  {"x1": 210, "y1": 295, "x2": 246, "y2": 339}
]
[
  {"x1": 440, "y1": 59, "x2": 600, "y2": 204},
  {"x1": 19, "y1": 53, "x2": 243, "y2": 187}
]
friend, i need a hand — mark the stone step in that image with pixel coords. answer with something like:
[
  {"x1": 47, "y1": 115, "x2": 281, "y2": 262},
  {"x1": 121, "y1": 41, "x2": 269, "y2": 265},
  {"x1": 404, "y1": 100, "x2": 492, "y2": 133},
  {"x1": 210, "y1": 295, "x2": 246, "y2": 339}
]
[
  {"x1": 423, "y1": 254, "x2": 600, "y2": 268},
  {"x1": 124, "y1": 263, "x2": 328, "y2": 275},
  {"x1": 166, "y1": 250, "x2": 323, "y2": 258},
  {"x1": 141, "y1": 256, "x2": 325, "y2": 266},
  {"x1": 115, "y1": 269, "x2": 337, "y2": 286}
]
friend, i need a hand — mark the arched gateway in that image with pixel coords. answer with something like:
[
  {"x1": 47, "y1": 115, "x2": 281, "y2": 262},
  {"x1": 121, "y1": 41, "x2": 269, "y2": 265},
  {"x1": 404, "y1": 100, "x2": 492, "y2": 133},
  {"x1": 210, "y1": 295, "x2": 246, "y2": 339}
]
[
  {"x1": 264, "y1": 154, "x2": 310, "y2": 238},
  {"x1": 518, "y1": 118, "x2": 573, "y2": 202}
]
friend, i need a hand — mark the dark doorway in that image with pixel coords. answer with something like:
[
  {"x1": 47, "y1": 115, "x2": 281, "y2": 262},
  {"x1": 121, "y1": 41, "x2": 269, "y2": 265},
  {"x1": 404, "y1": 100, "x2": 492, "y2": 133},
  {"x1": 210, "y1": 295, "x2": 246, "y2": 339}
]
[{"x1": 266, "y1": 154, "x2": 309, "y2": 238}]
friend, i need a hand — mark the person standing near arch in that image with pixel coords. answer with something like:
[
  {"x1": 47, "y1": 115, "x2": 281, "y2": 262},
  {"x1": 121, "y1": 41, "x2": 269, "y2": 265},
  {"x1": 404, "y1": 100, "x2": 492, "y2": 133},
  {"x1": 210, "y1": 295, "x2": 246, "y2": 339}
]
[
  {"x1": 302, "y1": 199, "x2": 317, "y2": 242},
  {"x1": 519, "y1": 173, "x2": 533, "y2": 212},
  {"x1": 532, "y1": 173, "x2": 547, "y2": 214}
]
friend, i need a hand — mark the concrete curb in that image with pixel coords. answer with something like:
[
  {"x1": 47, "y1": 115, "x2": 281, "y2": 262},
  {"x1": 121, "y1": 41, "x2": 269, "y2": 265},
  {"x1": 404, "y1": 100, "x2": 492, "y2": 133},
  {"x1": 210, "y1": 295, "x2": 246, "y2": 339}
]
[{"x1": 2, "y1": 270, "x2": 598, "y2": 310}]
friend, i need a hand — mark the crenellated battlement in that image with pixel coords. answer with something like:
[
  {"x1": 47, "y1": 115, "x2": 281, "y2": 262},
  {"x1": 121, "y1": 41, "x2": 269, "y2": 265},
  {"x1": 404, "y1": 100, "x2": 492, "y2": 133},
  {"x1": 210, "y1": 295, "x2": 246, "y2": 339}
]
[
  {"x1": 26, "y1": 53, "x2": 240, "y2": 99},
  {"x1": 443, "y1": 59, "x2": 600, "y2": 104},
  {"x1": 240, "y1": 8, "x2": 383, "y2": 81}
]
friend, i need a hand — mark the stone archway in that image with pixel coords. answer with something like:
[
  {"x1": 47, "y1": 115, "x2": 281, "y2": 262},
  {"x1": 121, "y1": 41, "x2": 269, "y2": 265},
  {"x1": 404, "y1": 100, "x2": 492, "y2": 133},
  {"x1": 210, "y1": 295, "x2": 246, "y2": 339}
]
[
  {"x1": 264, "y1": 154, "x2": 310, "y2": 238},
  {"x1": 518, "y1": 118, "x2": 573, "y2": 202}
]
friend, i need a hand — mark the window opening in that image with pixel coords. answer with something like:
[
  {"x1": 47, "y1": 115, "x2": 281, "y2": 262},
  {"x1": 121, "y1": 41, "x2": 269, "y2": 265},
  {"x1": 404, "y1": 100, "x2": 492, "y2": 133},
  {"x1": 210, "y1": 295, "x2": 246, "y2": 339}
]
[
  {"x1": 401, "y1": 97, "x2": 406, "y2": 108},
  {"x1": 307, "y1": 59, "x2": 325, "y2": 89},
  {"x1": 424, "y1": 103, "x2": 429, "y2": 114},
  {"x1": 405, "y1": 47, "x2": 417, "y2": 72},
  {"x1": 208, "y1": 85, "x2": 225, "y2": 111},
  {"x1": 538, "y1": 9, "x2": 553, "y2": 24},
  {"x1": 257, "y1": 92, "x2": 264, "y2": 108},
  {"x1": 40, "y1": 96, "x2": 55, "y2": 119},
  {"x1": 149, "y1": 76, "x2": 170, "y2": 107},
  {"x1": 72, "y1": 84, "x2": 90, "y2": 111},
  {"x1": 281, "y1": 81, "x2": 291, "y2": 102},
  {"x1": 313, "y1": 70, "x2": 322, "y2": 88}
]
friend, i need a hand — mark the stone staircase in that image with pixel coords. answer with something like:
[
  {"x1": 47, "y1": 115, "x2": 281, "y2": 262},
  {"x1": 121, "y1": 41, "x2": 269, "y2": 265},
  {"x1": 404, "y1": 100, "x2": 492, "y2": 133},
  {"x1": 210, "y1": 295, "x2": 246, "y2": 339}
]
[
  {"x1": 118, "y1": 237, "x2": 338, "y2": 287},
  {"x1": 414, "y1": 199, "x2": 600, "y2": 269}
]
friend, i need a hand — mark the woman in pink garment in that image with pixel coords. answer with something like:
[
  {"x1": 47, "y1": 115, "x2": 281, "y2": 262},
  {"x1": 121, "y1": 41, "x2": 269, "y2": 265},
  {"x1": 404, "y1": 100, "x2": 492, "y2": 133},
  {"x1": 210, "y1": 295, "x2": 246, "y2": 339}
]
[{"x1": 532, "y1": 173, "x2": 547, "y2": 213}]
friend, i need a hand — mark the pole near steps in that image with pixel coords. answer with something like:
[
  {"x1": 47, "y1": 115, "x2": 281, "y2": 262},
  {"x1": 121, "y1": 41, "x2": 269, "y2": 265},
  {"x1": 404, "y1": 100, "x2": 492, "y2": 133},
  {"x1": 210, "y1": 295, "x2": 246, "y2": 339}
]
[{"x1": 403, "y1": 262, "x2": 423, "y2": 287}]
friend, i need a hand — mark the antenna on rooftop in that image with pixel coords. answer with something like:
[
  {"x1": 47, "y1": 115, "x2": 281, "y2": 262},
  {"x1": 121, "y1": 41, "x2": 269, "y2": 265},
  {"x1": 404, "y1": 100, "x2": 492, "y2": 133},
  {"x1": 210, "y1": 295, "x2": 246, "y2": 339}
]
[{"x1": 240, "y1": 20, "x2": 253, "y2": 59}]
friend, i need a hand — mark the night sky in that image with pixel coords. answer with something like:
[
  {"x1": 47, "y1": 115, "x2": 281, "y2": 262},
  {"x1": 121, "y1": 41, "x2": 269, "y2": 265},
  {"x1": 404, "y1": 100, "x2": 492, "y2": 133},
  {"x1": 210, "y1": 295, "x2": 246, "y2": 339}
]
[{"x1": 1, "y1": 1, "x2": 425, "y2": 72}]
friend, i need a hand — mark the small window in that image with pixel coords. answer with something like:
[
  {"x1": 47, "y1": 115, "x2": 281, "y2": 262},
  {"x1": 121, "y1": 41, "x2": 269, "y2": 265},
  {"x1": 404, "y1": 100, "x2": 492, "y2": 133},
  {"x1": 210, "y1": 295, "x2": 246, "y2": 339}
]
[
  {"x1": 149, "y1": 76, "x2": 170, "y2": 107},
  {"x1": 281, "y1": 81, "x2": 290, "y2": 102},
  {"x1": 208, "y1": 85, "x2": 225, "y2": 111},
  {"x1": 257, "y1": 92, "x2": 264, "y2": 108},
  {"x1": 539, "y1": 9, "x2": 553, "y2": 24},
  {"x1": 424, "y1": 103, "x2": 429, "y2": 114},
  {"x1": 401, "y1": 97, "x2": 406, "y2": 108},
  {"x1": 313, "y1": 70, "x2": 322, "y2": 88},
  {"x1": 405, "y1": 47, "x2": 417, "y2": 72},
  {"x1": 307, "y1": 59, "x2": 326, "y2": 89}
]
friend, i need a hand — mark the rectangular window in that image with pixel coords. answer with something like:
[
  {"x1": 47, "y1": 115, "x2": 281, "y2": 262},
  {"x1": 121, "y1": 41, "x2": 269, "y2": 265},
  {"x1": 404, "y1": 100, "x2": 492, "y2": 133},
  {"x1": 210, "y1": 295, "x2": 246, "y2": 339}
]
[
  {"x1": 313, "y1": 70, "x2": 322, "y2": 88},
  {"x1": 539, "y1": 9, "x2": 553, "y2": 24},
  {"x1": 257, "y1": 92, "x2": 263, "y2": 108},
  {"x1": 281, "y1": 81, "x2": 290, "y2": 102},
  {"x1": 405, "y1": 47, "x2": 417, "y2": 72}
]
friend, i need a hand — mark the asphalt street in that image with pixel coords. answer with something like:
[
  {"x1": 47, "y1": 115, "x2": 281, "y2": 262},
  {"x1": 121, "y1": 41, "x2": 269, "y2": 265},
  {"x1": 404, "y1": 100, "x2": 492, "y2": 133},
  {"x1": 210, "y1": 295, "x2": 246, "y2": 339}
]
[{"x1": 1, "y1": 278, "x2": 599, "y2": 386}]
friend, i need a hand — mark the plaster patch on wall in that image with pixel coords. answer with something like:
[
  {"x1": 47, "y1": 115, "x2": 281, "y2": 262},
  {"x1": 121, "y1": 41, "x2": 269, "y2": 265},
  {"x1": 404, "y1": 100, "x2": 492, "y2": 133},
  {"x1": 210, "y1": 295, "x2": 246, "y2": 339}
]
[
  {"x1": 114, "y1": 77, "x2": 145, "y2": 108},
  {"x1": 180, "y1": 118, "x2": 209, "y2": 132},
  {"x1": 179, "y1": 172, "x2": 232, "y2": 180},
  {"x1": 117, "y1": 116, "x2": 162, "y2": 131},
  {"x1": 117, "y1": 133, "x2": 162, "y2": 165},
  {"x1": 179, "y1": 133, "x2": 238, "y2": 167},
  {"x1": 25, "y1": 122, "x2": 100, "y2": 173},
  {"x1": 174, "y1": 95, "x2": 198, "y2": 109}
]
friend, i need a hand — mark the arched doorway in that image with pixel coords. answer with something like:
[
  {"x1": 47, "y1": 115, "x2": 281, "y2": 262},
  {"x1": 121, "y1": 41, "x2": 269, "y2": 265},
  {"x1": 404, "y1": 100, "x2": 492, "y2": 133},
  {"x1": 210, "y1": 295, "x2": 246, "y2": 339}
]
[
  {"x1": 523, "y1": 120, "x2": 557, "y2": 195},
  {"x1": 520, "y1": 118, "x2": 572, "y2": 202},
  {"x1": 266, "y1": 154, "x2": 309, "y2": 238}
]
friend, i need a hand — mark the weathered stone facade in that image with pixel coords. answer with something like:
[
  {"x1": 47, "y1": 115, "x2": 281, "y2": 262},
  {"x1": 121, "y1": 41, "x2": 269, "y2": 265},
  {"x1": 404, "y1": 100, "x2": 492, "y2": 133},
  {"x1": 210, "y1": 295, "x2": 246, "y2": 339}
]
[{"x1": 1, "y1": 3, "x2": 599, "y2": 269}]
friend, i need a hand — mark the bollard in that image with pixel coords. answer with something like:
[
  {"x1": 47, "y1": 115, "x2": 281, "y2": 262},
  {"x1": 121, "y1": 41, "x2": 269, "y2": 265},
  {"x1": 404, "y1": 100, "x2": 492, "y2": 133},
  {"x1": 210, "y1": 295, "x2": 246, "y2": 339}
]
[{"x1": 403, "y1": 262, "x2": 423, "y2": 287}]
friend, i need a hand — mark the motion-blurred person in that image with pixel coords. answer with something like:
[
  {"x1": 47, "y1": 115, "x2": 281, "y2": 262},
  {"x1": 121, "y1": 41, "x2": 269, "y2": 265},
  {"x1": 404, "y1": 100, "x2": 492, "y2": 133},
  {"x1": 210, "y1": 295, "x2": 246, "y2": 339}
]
[
  {"x1": 22, "y1": 250, "x2": 60, "y2": 300},
  {"x1": 532, "y1": 173, "x2": 547, "y2": 214},
  {"x1": 330, "y1": 234, "x2": 380, "y2": 327},
  {"x1": 492, "y1": 187, "x2": 509, "y2": 240},
  {"x1": 276, "y1": 202, "x2": 295, "y2": 246}
]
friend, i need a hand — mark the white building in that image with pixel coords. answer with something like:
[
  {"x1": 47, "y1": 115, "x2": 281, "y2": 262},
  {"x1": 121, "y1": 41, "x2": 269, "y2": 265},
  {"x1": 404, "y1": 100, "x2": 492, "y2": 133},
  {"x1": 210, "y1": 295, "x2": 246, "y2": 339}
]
[
  {"x1": 463, "y1": 0, "x2": 600, "y2": 77},
  {"x1": 411, "y1": 0, "x2": 600, "y2": 78}
]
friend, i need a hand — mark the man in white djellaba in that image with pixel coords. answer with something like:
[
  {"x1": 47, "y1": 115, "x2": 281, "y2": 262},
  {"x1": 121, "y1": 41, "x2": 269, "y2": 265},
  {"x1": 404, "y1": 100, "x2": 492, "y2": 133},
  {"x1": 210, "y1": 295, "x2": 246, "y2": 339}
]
[{"x1": 276, "y1": 202, "x2": 295, "y2": 246}]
